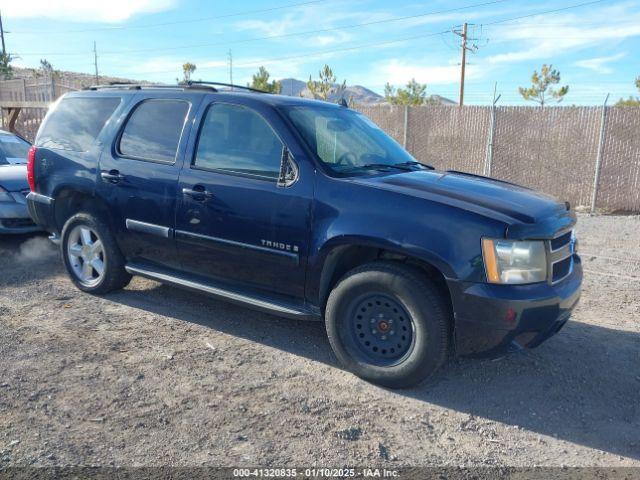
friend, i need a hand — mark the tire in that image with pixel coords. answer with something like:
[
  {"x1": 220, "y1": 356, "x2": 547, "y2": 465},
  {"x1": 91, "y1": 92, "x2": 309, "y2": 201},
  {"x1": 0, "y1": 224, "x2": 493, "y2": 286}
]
[
  {"x1": 325, "y1": 261, "x2": 450, "y2": 389},
  {"x1": 61, "y1": 211, "x2": 131, "y2": 294}
]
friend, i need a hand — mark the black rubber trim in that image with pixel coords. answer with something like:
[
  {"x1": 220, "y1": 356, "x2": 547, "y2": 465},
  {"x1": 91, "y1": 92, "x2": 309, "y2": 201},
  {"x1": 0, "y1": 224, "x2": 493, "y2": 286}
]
[{"x1": 125, "y1": 219, "x2": 172, "y2": 238}]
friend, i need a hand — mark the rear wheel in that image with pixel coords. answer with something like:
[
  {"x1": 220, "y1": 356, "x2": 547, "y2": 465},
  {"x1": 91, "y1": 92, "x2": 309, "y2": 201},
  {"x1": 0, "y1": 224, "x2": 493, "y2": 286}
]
[
  {"x1": 325, "y1": 262, "x2": 450, "y2": 389},
  {"x1": 61, "y1": 212, "x2": 131, "y2": 294}
]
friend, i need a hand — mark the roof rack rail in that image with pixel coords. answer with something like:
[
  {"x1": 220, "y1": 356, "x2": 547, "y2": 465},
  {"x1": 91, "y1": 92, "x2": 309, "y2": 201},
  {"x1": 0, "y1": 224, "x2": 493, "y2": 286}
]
[
  {"x1": 84, "y1": 81, "x2": 266, "y2": 94},
  {"x1": 85, "y1": 83, "x2": 181, "y2": 91},
  {"x1": 185, "y1": 81, "x2": 268, "y2": 94}
]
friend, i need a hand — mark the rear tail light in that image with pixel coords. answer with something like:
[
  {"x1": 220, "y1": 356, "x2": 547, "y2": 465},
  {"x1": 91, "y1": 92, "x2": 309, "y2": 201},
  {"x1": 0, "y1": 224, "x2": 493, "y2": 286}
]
[{"x1": 27, "y1": 146, "x2": 36, "y2": 192}]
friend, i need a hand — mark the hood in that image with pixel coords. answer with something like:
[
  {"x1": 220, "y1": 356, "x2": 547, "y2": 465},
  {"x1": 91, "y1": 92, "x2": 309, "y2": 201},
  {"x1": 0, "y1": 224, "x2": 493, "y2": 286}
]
[
  {"x1": 0, "y1": 165, "x2": 29, "y2": 192},
  {"x1": 350, "y1": 170, "x2": 575, "y2": 237}
]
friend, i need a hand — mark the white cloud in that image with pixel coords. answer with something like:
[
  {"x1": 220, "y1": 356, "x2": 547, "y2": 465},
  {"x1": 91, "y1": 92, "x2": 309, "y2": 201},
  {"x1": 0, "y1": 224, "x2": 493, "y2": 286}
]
[
  {"x1": 0, "y1": 0, "x2": 176, "y2": 22},
  {"x1": 574, "y1": 53, "x2": 626, "y2": 74},
  {"x1": 366, "y1": 58, "x2": 481, "y2": 86},
  {"x1": 484, "y1": 3, "x2": 640, "y2": 65}
]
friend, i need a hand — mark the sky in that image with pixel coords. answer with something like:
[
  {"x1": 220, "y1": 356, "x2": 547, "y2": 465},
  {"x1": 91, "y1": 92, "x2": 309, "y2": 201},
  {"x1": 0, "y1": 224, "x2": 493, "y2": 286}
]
[{"x1": 1, "y1": 0, "x2": 639, "y2": 105}]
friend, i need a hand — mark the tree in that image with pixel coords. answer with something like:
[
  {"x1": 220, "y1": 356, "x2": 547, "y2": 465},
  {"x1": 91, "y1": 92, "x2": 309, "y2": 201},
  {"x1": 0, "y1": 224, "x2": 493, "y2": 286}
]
[
  {"x1": 37, "y1": 59, "x2": 59, "y2": 80},
  {"x1": 0, "y1": 52, "x2": 14, "y2": 80},
  {"x1": 306, "y1": 64, "x2": 346, "y2": 102},
  {"x1": 248, "y1": 66, "x2": 281, "y2": 93},
  {"x1": 384, "y1": 78, "x2": 427, "y2": 105},
  {"x1": 518, "y1": 64, "x2": 569, "y2": 106},
  {"x1": 615, "y1": 76, "x2": 640, "y2": 106},
  {"x1": 181, "y1": 62, "x2": 197, "y2": 83}
]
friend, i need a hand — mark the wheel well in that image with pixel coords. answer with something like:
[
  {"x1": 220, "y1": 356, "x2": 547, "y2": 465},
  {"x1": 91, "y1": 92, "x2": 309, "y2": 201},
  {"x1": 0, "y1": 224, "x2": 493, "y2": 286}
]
[
  {"x1": 319, "y1": 245, "x2": 453, "y2": 313},
  {"x1": 318, "y1": 245, "x2": 456, "y2": 354},
  {"x1": 54, "y1": 189, "x2": 112, "y2": 232}
]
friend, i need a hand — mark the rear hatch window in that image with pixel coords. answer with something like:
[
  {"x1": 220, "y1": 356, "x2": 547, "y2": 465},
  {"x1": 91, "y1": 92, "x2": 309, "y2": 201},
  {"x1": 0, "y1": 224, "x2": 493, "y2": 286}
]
[
  {"x1": 0, "y1": 134, "x2": 30, "y2": 165},
  {"x1": 36, "y1": 97, "x2": 121, "y2": 152}
]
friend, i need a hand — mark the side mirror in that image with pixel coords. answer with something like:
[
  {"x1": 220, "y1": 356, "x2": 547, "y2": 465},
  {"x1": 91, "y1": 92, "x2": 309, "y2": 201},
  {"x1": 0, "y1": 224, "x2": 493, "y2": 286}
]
[{"x1": 277, "y1": 146, "x2": 298, "y2": 188}]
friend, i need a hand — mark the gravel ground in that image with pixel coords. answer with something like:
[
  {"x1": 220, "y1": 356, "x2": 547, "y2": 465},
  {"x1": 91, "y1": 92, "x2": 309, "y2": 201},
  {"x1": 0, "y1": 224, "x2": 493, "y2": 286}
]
[{"x1": 0, "y1": 214, "x2": 638, "y2": 468}]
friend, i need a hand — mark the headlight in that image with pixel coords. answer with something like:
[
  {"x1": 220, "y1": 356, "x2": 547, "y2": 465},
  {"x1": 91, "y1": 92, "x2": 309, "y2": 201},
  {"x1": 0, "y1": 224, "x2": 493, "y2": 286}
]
[
  {"x1": 0, "y1": 186, "x2": 15, "y2": 203},
  {"x1": 482, "y1": 238, "x2": 547, "y2": 284}
]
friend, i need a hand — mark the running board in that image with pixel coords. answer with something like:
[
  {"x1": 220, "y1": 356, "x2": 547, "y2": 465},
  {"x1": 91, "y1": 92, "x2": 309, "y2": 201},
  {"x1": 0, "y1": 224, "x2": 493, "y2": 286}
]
[{"x1": 125, "y1": 263, "x2": 319, "y2": 321}]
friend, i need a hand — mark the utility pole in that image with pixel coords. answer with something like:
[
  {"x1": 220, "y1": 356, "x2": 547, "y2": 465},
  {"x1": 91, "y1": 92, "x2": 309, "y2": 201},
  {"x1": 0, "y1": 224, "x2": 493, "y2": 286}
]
[
  {"x1": 93, "y1": 41, "x2": 99, "y2": 85},
  {"x1": 453, "y1": 23, "x2": 478, "y2": 107},
  {"x1": 0, "y1": 11, "x2": 6, "y2": 55},
  {"x1": 228, "y1": 49, "x2": 233, "y2": 88}
]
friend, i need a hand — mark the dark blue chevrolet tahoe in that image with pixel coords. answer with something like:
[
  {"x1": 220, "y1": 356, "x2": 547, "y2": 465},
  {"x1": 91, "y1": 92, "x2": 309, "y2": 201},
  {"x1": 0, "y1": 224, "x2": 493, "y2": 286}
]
[{"x1": 27, "y1": 83, "x2": 581, "y2": 388}]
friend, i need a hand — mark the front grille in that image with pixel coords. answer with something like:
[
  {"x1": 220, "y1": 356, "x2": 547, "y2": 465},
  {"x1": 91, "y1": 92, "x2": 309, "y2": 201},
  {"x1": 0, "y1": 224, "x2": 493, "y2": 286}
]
[
  {"x1": 550, "y1": 231, "x2": 572, "y2": 251},
  {"x1": 1, "y1": 218, "x2": 36, "y2": 229},
  {"x1": 552, "y1": 257, "x2": 572, "y2": 280},
  {"x1": 548, "y1": 230, "x2": 575, "y2": 284}
]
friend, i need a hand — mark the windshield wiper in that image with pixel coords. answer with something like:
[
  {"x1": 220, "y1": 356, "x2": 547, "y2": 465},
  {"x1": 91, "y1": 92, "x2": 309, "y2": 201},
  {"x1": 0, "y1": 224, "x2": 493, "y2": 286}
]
[
  {"x1": 343, "y1": 163, "x2": 413, "y2": 173},
  {"x1": 395, "y1": 161, "x2": 434, "y2": 170}
]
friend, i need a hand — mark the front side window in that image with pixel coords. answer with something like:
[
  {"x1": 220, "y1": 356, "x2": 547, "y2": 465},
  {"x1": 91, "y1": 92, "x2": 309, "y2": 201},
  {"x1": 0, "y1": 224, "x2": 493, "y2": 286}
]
[
  {"x1": 36, "y1": 97, "x2": 120, "y2": 152},
  {"x1": 119, "y1": 99, "x2": 189, "y2": 163},
  {"x1": 194, "y1": 103, "x2": 283, "y2": 179},
  {"x1": 283, "y1": 105, "x2": 418, "y2": 175}
]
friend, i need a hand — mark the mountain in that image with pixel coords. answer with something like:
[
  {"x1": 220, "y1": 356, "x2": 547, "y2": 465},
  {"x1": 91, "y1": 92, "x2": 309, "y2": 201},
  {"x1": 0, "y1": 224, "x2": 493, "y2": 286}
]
[
  {"x1": 278, "y1": 78, "x2": 307, "y2": 97},
  {"x1": 6, "y1": 68, "x2": 454, "y2": 105},
  {"x1": 278, "y1": 77, "x2": 384, "y2": 104},
  {"x1": 277, "y1": 78, "x2": 455, "y2": 105}
]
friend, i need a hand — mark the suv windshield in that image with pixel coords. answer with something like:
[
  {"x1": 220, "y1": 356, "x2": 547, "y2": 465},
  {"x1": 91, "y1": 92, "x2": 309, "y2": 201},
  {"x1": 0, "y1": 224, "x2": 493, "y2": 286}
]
[
  {"x1": 0, "y1": 134, "x2": 30, "y2": 165},
  {"x1": 283, "y1": 105, "x2": 426, "y2": 175}
]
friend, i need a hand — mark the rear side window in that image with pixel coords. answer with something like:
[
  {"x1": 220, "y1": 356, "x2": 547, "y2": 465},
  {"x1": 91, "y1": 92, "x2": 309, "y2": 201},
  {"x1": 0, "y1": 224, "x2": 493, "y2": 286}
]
[
  {"x1": 36, "y1": 97, "x2": 120, "y2": 152},
  {"x1": 119, "y1": 99, "x2": 189, "y2": 164},
  {"x1": 193, "y1": 103, "x2": 283, "y2": 179}
]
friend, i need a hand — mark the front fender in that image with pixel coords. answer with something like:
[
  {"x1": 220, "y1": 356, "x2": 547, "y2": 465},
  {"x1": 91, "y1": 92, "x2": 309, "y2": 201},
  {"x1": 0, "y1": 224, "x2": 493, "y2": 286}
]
[
  {"x1": 317, "y1": 234, "x2": 456, "y2": 278},
  {"x1": 305, "y1": 174, "x2": 508, "y2": 308}
]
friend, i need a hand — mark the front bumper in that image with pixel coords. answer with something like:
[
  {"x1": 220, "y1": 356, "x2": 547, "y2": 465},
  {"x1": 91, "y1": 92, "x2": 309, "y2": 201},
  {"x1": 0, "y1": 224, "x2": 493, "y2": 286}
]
[
  {"x1": 0, "y1": 195, "x2": 41, "y2": 234},
  {"x1": 448, "y1": 255, "x2": 582, "y2": 356}
]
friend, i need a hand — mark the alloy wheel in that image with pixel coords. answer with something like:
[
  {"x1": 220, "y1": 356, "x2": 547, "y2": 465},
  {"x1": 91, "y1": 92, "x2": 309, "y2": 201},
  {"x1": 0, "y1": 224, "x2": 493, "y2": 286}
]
[{"x1": 67, "y1": 225, "x2": 106, "y2": 287}]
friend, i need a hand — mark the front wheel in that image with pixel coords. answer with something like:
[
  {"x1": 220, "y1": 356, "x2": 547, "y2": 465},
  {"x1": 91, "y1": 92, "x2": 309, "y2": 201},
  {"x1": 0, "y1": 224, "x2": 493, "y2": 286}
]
[
  {"x1": 325, "y1": 262, "x2": 450, "y2": 389},
  {"x1": 61, "y1": 212, "x2": 131, "y2": 294}
]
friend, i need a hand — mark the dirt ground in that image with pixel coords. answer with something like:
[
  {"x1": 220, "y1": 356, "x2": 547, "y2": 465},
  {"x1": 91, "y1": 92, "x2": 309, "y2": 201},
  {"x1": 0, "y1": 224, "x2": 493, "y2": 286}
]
[{"x1": 0, "y1": 214, "x2": 638, "y2": 468}]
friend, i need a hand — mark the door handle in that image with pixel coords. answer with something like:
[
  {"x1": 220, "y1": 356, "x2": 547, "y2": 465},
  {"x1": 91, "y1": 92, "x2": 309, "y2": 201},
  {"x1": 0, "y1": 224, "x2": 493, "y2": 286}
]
[
  {"x1": 182, "y1": 186, "x2": 213, "y2": 200},
  {"x1": 100, "y1": 170, "x2": 124, "y2": 183}
]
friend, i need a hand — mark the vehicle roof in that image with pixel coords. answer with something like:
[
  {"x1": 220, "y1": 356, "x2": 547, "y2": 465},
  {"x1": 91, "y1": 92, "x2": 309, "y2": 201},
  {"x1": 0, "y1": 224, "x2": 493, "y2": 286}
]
[{"x1": 66, "y1": 87, "x2": 343, "y2": 109}]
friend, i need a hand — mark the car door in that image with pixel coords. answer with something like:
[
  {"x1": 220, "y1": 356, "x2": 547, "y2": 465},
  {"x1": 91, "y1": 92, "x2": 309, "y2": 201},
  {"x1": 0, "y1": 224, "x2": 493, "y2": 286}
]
[
  {"x1": 175, "y1": 99, "x2": 313, "y2": 299},
  {"x1": 97, "y1": 93, "x2": 202, "y2": 269}
]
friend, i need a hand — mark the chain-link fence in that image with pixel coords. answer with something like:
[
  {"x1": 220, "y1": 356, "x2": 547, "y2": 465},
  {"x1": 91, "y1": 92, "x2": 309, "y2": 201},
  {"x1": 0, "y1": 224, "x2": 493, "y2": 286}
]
[
  {"x1": 2, "y1": 78, "x2": 639, "y2": 212},
  {"x1": 355, "y1": 104, "x2": 640, "y2": 213}
]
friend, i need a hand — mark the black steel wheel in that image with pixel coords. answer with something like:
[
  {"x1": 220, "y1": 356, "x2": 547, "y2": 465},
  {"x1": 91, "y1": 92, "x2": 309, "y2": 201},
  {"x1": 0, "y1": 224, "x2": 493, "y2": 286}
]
[
  {"x1": 325, "y1": 261, "x2": 450, "y2": 389},
  {"x1": 346, "y1": 293, "x2": 415, "y2": 367}
]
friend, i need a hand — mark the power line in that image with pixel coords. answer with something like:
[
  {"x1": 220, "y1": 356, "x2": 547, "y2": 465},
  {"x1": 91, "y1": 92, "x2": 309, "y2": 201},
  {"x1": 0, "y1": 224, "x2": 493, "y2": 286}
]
[
  {"x1": 15, "y1": 0, "x2": 617, "y2": 80},
  {"x1": 122, "y1": 29, "x2": 452, "y2": 77},
  {"x1": 6, "y1": 0, "x2": 329, "y2": 34},
  {"x1": 14, "y1": 0, "x2": 513, "y2": 57},
  {"x1": 236, "y1": 0, "x2": 618, "y2": 70},
  {"x1": 480, "y1": 0, "x2": 607, "y2": 26}
]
